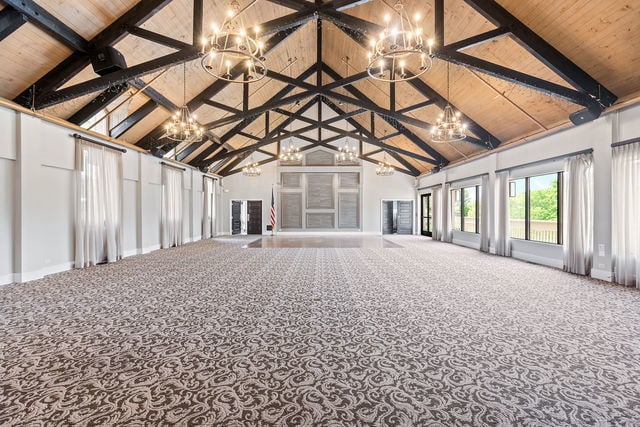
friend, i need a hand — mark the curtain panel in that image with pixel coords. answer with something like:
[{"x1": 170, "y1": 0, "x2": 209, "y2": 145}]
[
  {"x1": 202, "y1": 176, "x2": 215, "y2": 239},
  {"x1": 161, "y1": 166, "x2": 184, "y2": 249},
  {"x1": 480, "y1": 174, "x2": 490, "y2": 252},
  {"x1": 431, "y1": 186, "x2": 442, "y2": 241},
  {"x1": 75, "y1": 141, "x2": 123, "y2": 268},
  {"x1": 441, "y1": 183, "x2": 452, "y2": 243},
  {"x1": 612, "y1": 142, "x2": 640, "y2": 287},
  {"x1": 563, "y1": 153, "x2": 594, "y2": 275},
  {"x1": 494, "y1": 171, "x2": 511, "y2": 257}
]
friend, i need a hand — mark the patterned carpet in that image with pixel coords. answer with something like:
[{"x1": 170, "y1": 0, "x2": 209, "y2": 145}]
[{"x1": 1, "y1": 236, "x2": 639, "y2": 426}]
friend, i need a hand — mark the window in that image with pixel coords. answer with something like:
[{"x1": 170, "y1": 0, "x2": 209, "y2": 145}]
[
  {"x1": 451, "y1": 185, "x2": 480, "y2": 233},
  {"x1": 509, "y1": 172, "x2": 562, "y2": 244},
  {"x1": 421, "y1": 193, "x2": 432, "y2": 236}
]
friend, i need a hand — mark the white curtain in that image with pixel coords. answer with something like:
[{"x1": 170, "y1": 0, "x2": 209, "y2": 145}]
[
  {"x1": 441, "y1": 183, "x2": 452, "y2": 242},
  {"x1": 161, "y1": 166, "x2": 184, "y2": 248},
  {"x1": 431, "y1": 186, "x2": 442, "y2": 241},
  {"x1": 75, "y1": 141, "x2": 123, "y2": 268},
  {"x1": 612, "y1": 142, "x2": 640, "y2": 287},
  {"x1": 480, "y1": 174, "x2": 490, "y2": 252},
  {"x1": 494, "y1": 171, "x2": 511, "y2": 256},
  {"x1": 563, "y1": 153, "x2": 594, "y2": 275},
  {"x1": 202, "y1": 177, "x2": 215, "y2": 239}
]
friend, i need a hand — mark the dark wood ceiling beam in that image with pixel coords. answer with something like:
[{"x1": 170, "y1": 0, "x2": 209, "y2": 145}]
[
  {"x1": 434, "y1": 0, "x2": 444, "y2": 47},
  {"x1": 327, "y1": 0, "x2": 373, "y2": 12},
  {"x1": 327, "y1": 19, "x2": 496, "y2": 149},
  {"x1": 138, "y1": 27, "x2": 305, "y2": 153},
  {"x1": 401, "y1": 69, "x2": 499, "y2": 148},
  {"x1": 0, "y1": 7, "x2": 26, "y2": 41},
  {"x1": 463, "y1": 0, "x2": 617, "y2": 107},
  {"x1": 396, "y1": 100, "x2": 436, "y2": 115},
  {"x1": 263, "y1": 0, "x2": 313, "y2": 12},
  {"x1": 260, "y1": 9, "x2": 317, "y2": 36},
  {"x1": 320, "y1": 66, "x2": 448, "y2": 167},
  {"x1": 196, "y1": 98, "x2": 318, "y2": 167},
  {"x1": 13, "y1": 0, "x2": 173, "y2": 106},
  {"x1": 203, "y1": 90, "x2": 315, "y2": 129},
  {"x1": 37, "y1": 48, "x2": 200, "y2": 109},
  {"x1": 109, "y1": 99, "x2": 158, "y2": 138},
  {"x1": 440, "y1": 50, "x2": 594, "y2": 107},
  {"x1": 175, "y1": 140, "x2": 213, "y2": 162},
  {"x1": 444, "y1": 27, "x2": 510, "y2": 51},
  {"x1": 223, "y1": 154, "x2": 279, "y2": 176},
  {"x1": 202, "y1": 99, "x2": 242, "y2": 115},
  {"x1": 3, "y1": 0, "x2": 89, "y2": 52},
  {"x1": 202, "y1": 124, "x2": 317, "y2": 165},
  {"x1": 193, "y1": 0, "x2": 203, "y2": 42},
  {"x1": 320, "y1": 97, "x2": 422, "y2": 174},
  {"x1": 193, "y1": 95, "x2": 317, "y2": 168},
  {"x1": 318, "y1": 10, "x2": 382, "y2": 36},
  {"x1": 126, "y1": 26, "x2": 191, "y2": 50},
  {"x1": 67, "y1": 83, "x2": 128, "y2": 125}
]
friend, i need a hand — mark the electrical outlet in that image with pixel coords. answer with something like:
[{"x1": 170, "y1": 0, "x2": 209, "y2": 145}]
[{"x1": 598, "y1": 244, "x2": 605, "y2": 256}]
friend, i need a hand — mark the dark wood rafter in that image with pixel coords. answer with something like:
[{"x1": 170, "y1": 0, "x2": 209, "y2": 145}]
[
  {"x1": 462, "y1": 0, "x2": 617, "y2": 108},
  {"x1": 2, "y1": 0, "x2": 89, "y2": 52},
  {"x1": 137, "y1": 25, "x2": 305, "y2": 151},
  {"x1": 37, "y1": 49, "x2": 201, "y2": 109},
  {"x1": 197, "y1": 98, "x2": 318, "y2": 168},
  {"x1": 67, "y1": 83, "x2": 129, "y2": 125},
  {"x1": 0, "y1": 6, "x2": 26, "y2": 42},
  {"x1": 126, "y1": 26, "x2": 192, "y2": 51},
  {"x1": 320, "y1": 97, "x2": 421, "y2": 174},
  {"x1": 223, "y1": 154, "x2": 278, "y2": 176},
  {"x1": 322, "y1": 64, "x2": 447, "y2": 166},
  {"x1": 444, "y1": 27, "x2": 510, "y2": 52},
  {"x1": 109, "y1": 100, "x2": 158, "y2": 138},
  {"x1": 13, "y1": 0, "x2": 173, "y2": 106}
]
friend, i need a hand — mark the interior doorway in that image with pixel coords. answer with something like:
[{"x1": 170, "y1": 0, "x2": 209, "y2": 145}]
[
  {"x1": 421, "y1": 193, "x2": 432, "y2": 237},
  {"x1": 231, "y1": 200, "x2": 263, "y2": 235},
  {"x1": 381, "y1": 200, "x2": 413, "y2": 235}
]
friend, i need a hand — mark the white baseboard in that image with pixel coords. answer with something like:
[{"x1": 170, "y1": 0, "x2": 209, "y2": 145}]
[
  {"x1": 142, "y1": 244, "x2": 161, "y2": 254},
  {"x1": 123, "y1": 249, "x2": 139, "y2": 258},
  {"x1": 591, "y1": 268, "x2": 613, "y2": 282},
  {"x1": 13, "y1": 261, "x2": 75, "y2": 283},
  {"x1": 452, "y1": 239, "x2": 481, "y2": 250},
  {"x1": 511, "y1": 250, "x2": 564, "y2": 269},
  {"x1": 0, "y1": 273, "x2": 14, "y2": 286}
]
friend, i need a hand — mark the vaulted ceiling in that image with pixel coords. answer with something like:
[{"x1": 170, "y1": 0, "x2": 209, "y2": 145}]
[{"x1": 1, "y1": 0, "x2": 638, "y2": 175}]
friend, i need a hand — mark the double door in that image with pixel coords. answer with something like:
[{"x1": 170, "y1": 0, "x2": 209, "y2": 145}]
[
  {"x1": 231, "y1": 200, "x2": 262, "y2": 235},
  {"x1": 382, "y1": 200, "x2": 413, "y2": 235}
]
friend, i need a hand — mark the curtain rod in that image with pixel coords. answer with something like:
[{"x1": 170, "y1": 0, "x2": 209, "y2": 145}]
[
  {"x1": 495, "y1": 148, "x2": 593, "y2": 174},
  {"x1": 611, "y1": 136, "x2": 640, "y2": 148},
  {"x1": 161, "y1": 161, "x2": 186, "y2": 171},
  {"x1": 446, "y1": 173, "x2": 488, "y2": 186},
  {"x1": 73, "y1": 133, "x2": 126, "y2": 153}
]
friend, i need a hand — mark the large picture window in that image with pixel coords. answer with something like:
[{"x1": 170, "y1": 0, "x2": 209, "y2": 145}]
[
  {"x1": 451, "y1": 185, "x2": 479, "y2": 233},
  {"x1": 509, "y1": 172, "x2": 562, "y2": 244}
]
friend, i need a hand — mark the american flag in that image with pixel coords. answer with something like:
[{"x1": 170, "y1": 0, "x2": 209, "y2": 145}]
[{"x1": 269, "y1": 188, "x2": 276, "y2": 231}]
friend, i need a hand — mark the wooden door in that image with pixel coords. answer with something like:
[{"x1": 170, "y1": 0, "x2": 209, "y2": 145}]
[
  {"x1": 247, "y1": 201, "x2": 262, "y2": 235},
  {"x1": 231, "y1": 201, "x2": 242, "y2": 235}
]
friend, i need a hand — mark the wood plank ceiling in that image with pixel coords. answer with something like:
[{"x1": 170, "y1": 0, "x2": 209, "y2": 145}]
[{"x1": 0, "y1": 0, "x2": 638, "y2": 175}]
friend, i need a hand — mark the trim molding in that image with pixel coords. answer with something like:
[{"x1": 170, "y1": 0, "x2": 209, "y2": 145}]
[{"x1": 590, "y1": 268, "x2": 613, "y2": 282}]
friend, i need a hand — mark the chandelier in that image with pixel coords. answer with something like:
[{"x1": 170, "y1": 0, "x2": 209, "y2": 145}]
[
  {"x1": 366, "y1": 0, "x2": 434, "y2": 82},
  {"x1": 279, "y1": 143, "x2": 302, "y2": 161},
  {"x1": 376, "y1": 154, "x2": 395, "y2": 176},
  {"x1": 335, "y1": 143, "x2": 358, "y2": 164},
  {"x1": 431, "y1": 62, "x2": 467, "y2": 142},
  {"x1": 200, "y1": 0, "x2": 267, "y2": 83},
  {"x1": 242, "y1": 154, "x2": 262, "y2": 176},
  {"x1": 164, "y1": 63, "x2": 204, "y2": 143}
]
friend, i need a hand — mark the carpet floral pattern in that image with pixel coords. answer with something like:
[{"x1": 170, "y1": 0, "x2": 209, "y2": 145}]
[{"x1": 1, "y1": 236, "x2": 639, "y2": 425}]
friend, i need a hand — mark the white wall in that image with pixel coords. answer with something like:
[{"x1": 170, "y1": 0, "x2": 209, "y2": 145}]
[
  {"x1": 417, "y1": 102, "x2": 640, "y2": 280},
  {"x1": 0, "y1": 106, "x2": 216, "y2": 285},
  {"x1": 221, "y1": 156, "x2": 415, "y2": 235}
]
